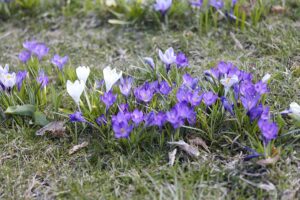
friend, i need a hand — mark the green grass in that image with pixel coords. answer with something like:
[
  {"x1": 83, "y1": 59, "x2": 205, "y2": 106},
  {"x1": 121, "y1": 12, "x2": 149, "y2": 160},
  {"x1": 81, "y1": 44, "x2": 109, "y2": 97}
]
[{"x1": 1, "y1": 5, "x2": 300, "y2": 199}]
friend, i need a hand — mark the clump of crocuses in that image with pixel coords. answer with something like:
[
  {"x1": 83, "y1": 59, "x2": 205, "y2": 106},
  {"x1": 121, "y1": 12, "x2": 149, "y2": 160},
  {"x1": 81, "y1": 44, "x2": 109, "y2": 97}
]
[
  {"x1": 204, "y1": 61, "x2": 279, "y2": 148},
  {"x1": 60, "y1": 46, "x2": 280, "y2": 160},
  {"x1": 19, "y1": 40, "x2": 49, "y2": 63},
  {"x1": 66, "y1": 48, "x2": 278, "y2": 147}
]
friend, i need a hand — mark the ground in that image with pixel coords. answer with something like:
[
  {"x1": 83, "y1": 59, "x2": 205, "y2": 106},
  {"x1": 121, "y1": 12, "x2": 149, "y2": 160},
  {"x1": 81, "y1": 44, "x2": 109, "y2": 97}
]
[{"x1": 0, "y1": 10, "x2": 300, "y2": 199}]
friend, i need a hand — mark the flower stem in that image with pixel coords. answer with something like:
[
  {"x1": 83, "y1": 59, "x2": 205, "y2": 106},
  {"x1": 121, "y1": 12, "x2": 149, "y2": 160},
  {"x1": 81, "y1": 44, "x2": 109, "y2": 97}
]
[
  {"x1": 84, "y1": 89, "x2": 92, "y2": 112},
  {"x1": 75, "y1": 122, "x2": 78, "y2": 144}
]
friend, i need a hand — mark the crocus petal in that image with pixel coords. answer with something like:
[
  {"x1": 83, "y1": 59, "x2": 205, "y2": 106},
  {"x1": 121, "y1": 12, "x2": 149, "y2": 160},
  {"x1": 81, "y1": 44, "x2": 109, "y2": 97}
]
[
  {"x1": 220, "y1": 75, "x2": 239, "y2": 88},
  {"x1": 0, "y1": 64, "x2": 9, "y2": 74},
  {"x1": 262, "y1": 73, "x2": 271, "y2": 83},
  {"x1": 144, "y1": 57, "x2": 155, "y2": 69},
  {"x1": 289, "y1": 102, "x2": 300, "y2": 121},
  {"x1": 103, "y1": 66, "x2": 122, "y2": 92},
  {"x1": 158, "y1": 50, "x2": 165, "y2": 63},
  {"x1": 76, "y1": 66, "x2": 90, "y2": 84},
  {"x1": 66, "y1": 80, "x2": 85, "y2": 104},
  {"x1": 290, "y1": 102, "x2": 300, "y2": 114}
]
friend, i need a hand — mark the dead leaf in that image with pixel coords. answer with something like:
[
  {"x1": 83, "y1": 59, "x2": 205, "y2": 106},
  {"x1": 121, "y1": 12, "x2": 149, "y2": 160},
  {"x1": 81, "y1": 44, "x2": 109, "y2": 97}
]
[
  {"x1": 168, "y1": 148, "x2": 177, "y2": 166},
  {"x1": 36, "y1": 121, "x2": 66, "y2": 137},
  {"x1": 256, "y1": 154, "x2": 280, "y2": 166},
  {"x1": 257, "y1": 182, "x2": 276, "y2": 191},
  {"x1": 69, "y1": 142, "x2": 89, "y2": 155},
  {"x1": 240, "y1": 176, "x2": 276, "y2": 191},
  {"x1": 168, "y1": 140, "x2": 200, "y2": 158},
  {"x1": 271, "y1": 5, "x2": 285, "y2": 14},
  {"x1": 188, "y1": 137, "x2": 210, "y2": 152}
]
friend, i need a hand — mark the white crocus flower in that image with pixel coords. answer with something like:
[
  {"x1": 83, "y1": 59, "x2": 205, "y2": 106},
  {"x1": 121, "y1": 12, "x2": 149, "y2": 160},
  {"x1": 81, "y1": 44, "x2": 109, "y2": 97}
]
[
  {"x1": 0, "y1": 64, "x2": 9, "y2": 74},
  {"x1": 76, "y1": 66, "x2": 90, "y2": 84},
  {"x1": 0, "y1": 72, "x2": 16, "y2": 89},
  {"x1": 262, "y1": 73, "x2": 271, "y2": 83},
  {"x1": 66, "y1": 80, "x2": 85, "y2": 105},
  {"x1": 103, "y1": 66, "x2": 122, "y2": 92},
  {"x1": 289, "y1": 102, "x2": 300, "y2": 121},
  {"x1": 220, "y1": 74, "x2": 239, "y2": 96}
]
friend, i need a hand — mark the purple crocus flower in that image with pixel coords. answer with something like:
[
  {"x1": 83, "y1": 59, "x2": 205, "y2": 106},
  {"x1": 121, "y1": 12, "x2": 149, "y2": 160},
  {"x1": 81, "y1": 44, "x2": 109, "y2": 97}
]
[
  {"x1": 176, "y1": 52, "x2": 189, "y2": 68},
  {"x1": 144, "y1": 57, "x2": 155, "y2": 69},
  {"x1": 182, "y1": 73, "x2": 198, "y2": 89},
  {"x1": 37, "y1": 70, "x2": 49, "y2": 89},
  {"x1": 69, "y1": 111, "x2": 86, "y2": 122},
  {"x1": 16, "y1": 70, "x2": 27, "y2": 91},
  {"x1": 19, "y1": 50, "x2": 31, "y2": 63},
  {"x1": 258, "y1": 120, "x2": 279, "y2": 143},
  {"x1": 153, "y1": 111, "x2": 166, "y2": 128},
  {"x1": 113, "y1": 121, "x2": 133, "y2": 139},
  {"x1": 240, "y1": 71, "x2": 253, "y2": 82},
  {"x1": 119, "y1": 77, "x2": 133, "y2": 96},
  {"x1": 210, "y1": 67, "x2": 220, "y2": 79},
  {"x1": 119, "y1": 103, "x2": 129, "y2": 113},
  {"x1": 255, "y1": 81, "x2": 269, "y2": 95},
  {"x1": 51, "y1": 54, "x2": 69, "y2": 70},
  {"x1": 232, "y1": 0, "x2": 237, "y2": 6},
  {"x1": 233, "y1": 84, "x2": 239, "y2": 100},
  {"x1": 96, "y1": 114, "x2": 107, "y2": 126},
  {"x1": 210, "y1": 0, "x2": 224, "y2": 9},
  {"x1": 31, "y1": 43, "x2": 49, "y2": 60},
  {"x1": 158, "y1": 47, "x2": 176, "y2": 72},
  {"x1": 190, "y1": 0, "x2": 203, "y2": 7},
  {"x1": 166, "y1": 108, "x2": 184, "y2": 129},
  {"x1": 23, "y1": 40, "x2": 37, "y2": 50},
  {"x1": 175, "y1": 102, "x2": 190, "y2": 119},
  {"x1": 112, "y1": 111, "x2": 131, "y2": 124},
  {"x1": 217, "y1": 61, "x2": 230, "y2": 75},
  {"x1": 188, "y1": 90, "x2": 203, "y2": 107},
  {"x1": 221, "y1": 96, "x2": 234, "y2": 115},
  {"x1": 175, "y1": 102, "x2": 197, "y2": 125},
  {"x1": 248, "y1": 104, "x2": 263, "y2": 121},
  {"x1": 154, "y1": 0, "x2": 172, "y2": 15},
  {"x1": 204, "y1": 67, "x2": 220, "y2": 81},
  {"x1": 203, "y1": 91, "x2": 218, "y2": 106},
  {"x1": 100, "y1": 91, "x2": 117, "y2": 109},
  {"x1": 240, "y1": 81, "x2": 256, "y2": 97},
  {"x1": 144, "y1": 111, "x2": 156, "y2": 127},
  {"x1": 159, "y1": 81, "x2": 172, "y2": 95},
  {"x1": 241, "y1": 95, "x2": 260, "y2": 111},
  {"x1": 176, "y1": 85, "x2": 190, "y2": 103},
  {"x1": 187, "y1": 111, "x2": 197, "y2": 125},
  {"x1": 227, "y1": 66, "x2": 241, "y2": 78},
  {"x1": 134, "y1": 83, "x2": 154, "y2": 103},
  {"x1": 261, "y1": 106, "x2": 270, "y2": 120},
  {"x1": 149, "y1": 81, "x2": 159, "y2": 92},
  {"x1": 131, "y1": 109, "x2": 144, "y2": 125}
]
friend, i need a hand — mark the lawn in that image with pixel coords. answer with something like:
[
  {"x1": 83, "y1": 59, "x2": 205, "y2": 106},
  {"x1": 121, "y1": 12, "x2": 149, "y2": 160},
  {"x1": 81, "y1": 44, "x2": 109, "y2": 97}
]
[{"x1": 0, "y1": 0, "x2": 300, "y2": 199}]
